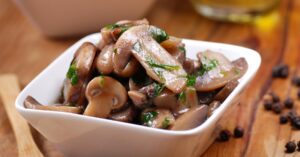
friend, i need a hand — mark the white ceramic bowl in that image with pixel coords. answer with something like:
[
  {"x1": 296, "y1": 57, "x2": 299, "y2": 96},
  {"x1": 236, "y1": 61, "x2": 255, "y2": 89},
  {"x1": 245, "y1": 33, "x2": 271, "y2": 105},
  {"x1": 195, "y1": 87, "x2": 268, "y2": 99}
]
[
  {"x1": 15, "y1": 33, "x2": 261, "y2": 157},
  {"x1": 12, "y1": 0, "x2": 156, "y2": 37}
]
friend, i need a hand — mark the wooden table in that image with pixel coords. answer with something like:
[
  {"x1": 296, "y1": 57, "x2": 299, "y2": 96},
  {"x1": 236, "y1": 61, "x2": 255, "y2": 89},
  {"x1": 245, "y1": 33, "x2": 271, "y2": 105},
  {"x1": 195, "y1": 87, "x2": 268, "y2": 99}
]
[{"x1": 0, "y1": 0, "x2": 299, "y2": 156}]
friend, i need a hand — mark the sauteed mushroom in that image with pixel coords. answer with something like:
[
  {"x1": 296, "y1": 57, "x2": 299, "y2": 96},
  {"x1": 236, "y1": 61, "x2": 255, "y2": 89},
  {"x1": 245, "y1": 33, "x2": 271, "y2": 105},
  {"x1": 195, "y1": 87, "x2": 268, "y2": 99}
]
[
  {"x1": 24, "y1": 96, "x2": 82, "y2": 114},
  {"x1": 84, "y1": 76, "x2": 127, "y2": 118},
  {"x1": 25, "y1": 19, "x2": 248, "y2": 131},
  {"x1": 63, "y1": 42, "x2": 97, "y2": 107}
]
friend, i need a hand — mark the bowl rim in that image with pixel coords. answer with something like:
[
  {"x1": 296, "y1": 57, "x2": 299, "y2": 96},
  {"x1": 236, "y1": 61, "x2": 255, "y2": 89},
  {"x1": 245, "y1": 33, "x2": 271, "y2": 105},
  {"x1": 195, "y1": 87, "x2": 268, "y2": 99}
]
[{"x1": 15, "y1": 33, "x2": 261, "y2": 136}]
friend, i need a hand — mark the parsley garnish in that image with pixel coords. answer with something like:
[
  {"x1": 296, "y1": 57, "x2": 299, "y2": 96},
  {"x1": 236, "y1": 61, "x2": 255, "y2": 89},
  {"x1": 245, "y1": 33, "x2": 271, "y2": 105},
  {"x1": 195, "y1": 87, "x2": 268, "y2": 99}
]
[
  {"x1": 146, "y1": 59, "x2": 180, "y2": 71},
  {"x1": 66, "y1": 64, "x2": 79, "y2": 85},
  {"x1": 153, "y1": 83, "x2": 165, "y2": 97},
  {"x1": 141, "y1": 111, "x2": 158, "y2": 126},
  {"x1": 178, "y1": 91, "x2": 186, "y2": 103},
  {"x1": 99, "y1": 76, "x2": 104, "y2": 87},
  {"x1": 198, "y1": 58, "x2": 219, "y2": 76},
  {"x1": 178, "y1": 46, "x2": 186, "y2": 56},
  {"x1": 162, "y1": 117, "x2": 170, "y2": 129},
  {"x1": 149, "y1": 26, "x2": 169, "y2": 43},
  {"x1": 186, "y1": 74, "x2": 196, "y2": 86}
]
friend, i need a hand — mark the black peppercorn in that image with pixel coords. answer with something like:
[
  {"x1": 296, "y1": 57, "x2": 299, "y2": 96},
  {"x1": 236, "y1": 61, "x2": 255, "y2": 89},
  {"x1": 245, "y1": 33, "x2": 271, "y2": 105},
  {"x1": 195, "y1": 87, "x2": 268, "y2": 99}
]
[
  {"x1": 217, "y1": 130, "x2": 231, "y2": 142},
  {"x1": 233, "y1": 126, "x2": 244, "y2": 138},
  {"x1": 292, "y1": 76, "x2": 300, "y2": 87},
  {"x1": 280, "y1": 115, "x2": 288, "y2": 124},
  {"x1": 284, "y1": 97, "x2": 294, "y2": 109},
  {"x1": 272, "y1": 64, "x2": 289, "y2": 78},
  {"x1": 272, "y1": 103, "x2": 282, "y2": 114},
  {"x1": 292, "y1": 118, "x2": 300, "y2": 129},
  {"x1": 297, "y1": 141, "x2": 300, "y2": 150},
  {"x1": 264, "y1": 100, "x2": 273, "y2": 110},
  {"x1": 285, "y1": 141, "x2": 296, "y2": 153}
]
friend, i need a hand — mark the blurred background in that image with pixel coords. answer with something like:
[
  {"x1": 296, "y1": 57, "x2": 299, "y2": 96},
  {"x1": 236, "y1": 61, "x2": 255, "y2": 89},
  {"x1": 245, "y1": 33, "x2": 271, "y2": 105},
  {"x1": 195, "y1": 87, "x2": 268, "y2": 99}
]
[{"x1": 0, "y1": 0, "x2": 299, "y2": 156}]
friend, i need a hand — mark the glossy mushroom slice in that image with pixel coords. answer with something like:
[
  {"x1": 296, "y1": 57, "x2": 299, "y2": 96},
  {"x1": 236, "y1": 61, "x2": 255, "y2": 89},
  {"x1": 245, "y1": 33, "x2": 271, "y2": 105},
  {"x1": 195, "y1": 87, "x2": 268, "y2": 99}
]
[
  {"x1": 110, "y1": 106, "x2": 136, "y2": 123},
  {"x1": 214, "y1": 79, "x2": 239, "y2": 102},
  {"x1": 96, "y1": 44, "x2": 114, "y2": 75},
  {"x1": 160, "y1": 36, "x2": 186, "y2": 64},
  {"x1": 153, "y1": 89, "x2": 178, "y2": 110},
  {"x1": 63, "y1": 42, "x2": 97, "y2": 107},
  {"x1": 98, "y1": 19, "x2": 149, "y2": 49},
  {"x1": 115, "y1": 25, "x2": 187, "y2": 93},
  {"x1": 173, "y1": 87, "x2": 199, "y2": 116},
  {"x1": 84, "y1": 76, "x2": 127, "y2": 118},
  {"x1": 141, "y1": 108, "x2": 175, "y2": 129},
  {"x1": 207, "y1": 101, "x2": 221, "y2": 116},
  {"x1": 24, "y1": 96, "x2": 82, "y2": 114},
  {"x1": 195, "y1": 51, "x2": 247, "y2": 91},
  {"x1": 171, "y1": 105, "x2": 208, "y2": 131},
  {"x1": 231, "y1": 57, "x2": 248, "y2": 79}
]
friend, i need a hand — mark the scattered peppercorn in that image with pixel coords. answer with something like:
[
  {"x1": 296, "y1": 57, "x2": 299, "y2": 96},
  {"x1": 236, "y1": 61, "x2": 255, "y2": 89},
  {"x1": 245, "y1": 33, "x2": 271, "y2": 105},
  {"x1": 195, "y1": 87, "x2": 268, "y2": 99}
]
[
  {"x1": 292, "y1": 117, "x2": 300, "y2": 130},
  {"x1": 284, "y1": 97, "x2": 294, "y2": 109},
  {"x1": 233, "y1": 126, "x2": 244, "y2": 138},
  {"x1": 270, "y1": 92, "x2": 280, "y2": 103},
  {"x1": 297, "y1": 141, "x2": 300, "y2": 151},
  {"x1": 263, "y1": 100, "x2": 273, "y2": 110},
  {"x1": 285, "y1": 141, "x2": 296, "y2": 153},
  {"x1": 292, "y1": 76, "x2": 300, "y2": 87},
  {"x1": 217, "y1": 130, "x2": 231, "y2": 142},
  {"x1": 280, "y1": 115, "x2": 288, "y2": 124},
  {"x1": 272, "y1": 64, "x2": 289, "y2": 78},
  {"x1": 272, "y1": 103, "x2": 282, "y2": 114}
]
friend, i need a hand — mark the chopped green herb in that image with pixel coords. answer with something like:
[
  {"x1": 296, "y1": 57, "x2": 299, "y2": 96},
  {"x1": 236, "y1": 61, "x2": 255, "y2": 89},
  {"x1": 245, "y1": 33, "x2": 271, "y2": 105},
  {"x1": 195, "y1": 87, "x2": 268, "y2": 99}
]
[
  {"x1": 104, "y1": 24, "x2": 119, "y2": 29},
  {"x1": 234, "y1": 68, "x2": 240, "y2": 75},
  {"x1": 66, "y1": 64, "x2": 79, "y2": 85},
  {"x1": 162, "y1": 117, "x2": 170, "y2": 129},
  {"x1": 220, "y1": 70, "x2": 228, "y2": 76},
  {"x1": 178, "y1": 91, "x2": 186, "y2": 103},
  {"x1": 153, "y1": 83, "x2": 165, "y2": 97},
  {"x1": 198, "y1": 58, "x2": 219, "y2": 76},
  {"x1": 146, "y1": 59, "x2": 180, "y2": 71},
  {"x1": 105, "y1": 23, "x2": 129, "y2": 37},
  {"x1": 186, "y1": 74, "x2": 196, "y2": 86},
  {"x1": 141, "y1": 111, "x2": 158, "y2": 126},
  {"x1": 178, "y1": 46, "x2": 186, "y2": 56},
  {"x1": 149, "y1": 26, "x2": 169, "y2": 43},
  {"x1": 99, "y1": 76, "x2": 104, "y2": 87},
  {"x1": 113, "y1": 48, "x2": 118, "y2": 54}
]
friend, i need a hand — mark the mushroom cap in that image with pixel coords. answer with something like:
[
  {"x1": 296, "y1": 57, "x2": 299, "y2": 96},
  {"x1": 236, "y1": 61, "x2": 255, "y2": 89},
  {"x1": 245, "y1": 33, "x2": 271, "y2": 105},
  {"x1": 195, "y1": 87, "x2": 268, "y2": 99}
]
[
  {"x1": 84, "y1": 76, "x2": 127, "y2": 118},
  {"x1": 96, "y1": 44, "x2": 114, "y2": 75},
  {"x1": 141, "y1": 108, "x2": 175, "y2": 129}
]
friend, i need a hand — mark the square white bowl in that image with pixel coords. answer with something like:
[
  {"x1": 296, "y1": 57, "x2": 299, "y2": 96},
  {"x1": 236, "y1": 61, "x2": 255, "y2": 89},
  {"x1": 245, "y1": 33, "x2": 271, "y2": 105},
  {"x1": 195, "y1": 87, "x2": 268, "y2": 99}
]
[{"x1": 15, "y1": 33, "x2": 261, "y2": 157}]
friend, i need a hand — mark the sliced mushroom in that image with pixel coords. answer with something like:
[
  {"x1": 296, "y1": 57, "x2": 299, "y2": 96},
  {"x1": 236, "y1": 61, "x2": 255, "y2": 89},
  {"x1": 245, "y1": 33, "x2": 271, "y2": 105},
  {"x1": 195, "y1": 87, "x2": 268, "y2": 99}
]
[
  {"x1": 113, "y1": 56, "x2": 139, "y2": 77},
  {"x1": 171, "y1": 105, "x2": 208, "y2": 131},
  {"x1": 195, "y1": 50, "x2": 247, "y2": 91},
  {"x1": 96, "y1": 44, "x2": 114, "y2": 74},
  {"x1": 128, "y1": 90, "x2": 150, "y2": 109},
  {"x1": 24, "y1": 96, "x2": 82, "y2": 114},
  {"x1": 208, "y1": 101, "x2": 221, "y2": 116},
  {"x1": 231, "y1": 57, "x2": 248, "y2": 79},
  {"x1": 153, "y1": 89, "x2": 178, "y2": 110},
  {"x1": 214, "y1": 79, "x2": 238, "y2": 102},
  {"x1": 110, "y1": 106, "x2": 136, "y2": 122},
  {"x1": 116, "y1": 19, "x2": 149, "y2": 26},
  {"x1": 84, "y1": 76, "x2": 127, "y2": 118},
  {"x1": 141, "y1": 108, "x2": 175, "y2": 129},
  {"x1": 173, "y1": 87, "x2": 199, "y2": 116},
  {"x1": 63, "y1": 42, "x2": 97, "y2": 107},
  {"x1": 115, "y1": 25, "x2": 187, "y2": 93},
  {"x1": 160, "y1": 36, "x2": 186, "y2": 64},
  {"x1": 183, "y1": 58, "x2": 195, "y2": 74}
]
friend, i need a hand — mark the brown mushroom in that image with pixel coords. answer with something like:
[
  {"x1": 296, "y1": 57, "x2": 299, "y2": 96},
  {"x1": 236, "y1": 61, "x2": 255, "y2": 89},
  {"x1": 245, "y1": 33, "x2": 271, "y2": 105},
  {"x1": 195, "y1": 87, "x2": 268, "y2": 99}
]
[
  {"x1": 112, "y1": 56, "x2": 139, "y2": 77},
  {"x1": 128, "y1": 90, "x2": 149, "y2": 109},
  {"x1": 173, "y1": 87, "x2": 199, "y2": 116},
  {"x1": 115, "y1": 25, "x2": 187, "y2": 93},
  {"x1": 141, "y1": 108, "x2": 175, "y2": 129},
  {"x1": 84, "y1": 76, "x2": 127, "y2": 118},
  {"x1": 171, "y1": 105, "x2": 208, "y2": 131},
  {"x1": 195, "y1": 51, "x2": 247, "y2": 91},
  {"x1": 214, "y1": 79, "x2": 239, "y2": 102},
  {"x1": 160, "y1": 36, "x2": 186, "y2": 64},
  {"x1": 96, "y1": 44, "x2": 114, "y2": 74},
  {"x1": 207, "y1": 101, "x2": 221, "y2": 116},
  {"x1": 110, "y1": 106, "x2": 136, "y2": 122},
  {"x1": 153, "y1": 89, "x2": 178, "y2": 110},
  {"x1": 24, "y1": 96, "x2": 82, "y2": 114},
  {"x1": 63, "y1": 42, "x2": 97, "y2": 107},
  {"x1": 231, "y1": 57, "x2": 248, "y2": 79}
]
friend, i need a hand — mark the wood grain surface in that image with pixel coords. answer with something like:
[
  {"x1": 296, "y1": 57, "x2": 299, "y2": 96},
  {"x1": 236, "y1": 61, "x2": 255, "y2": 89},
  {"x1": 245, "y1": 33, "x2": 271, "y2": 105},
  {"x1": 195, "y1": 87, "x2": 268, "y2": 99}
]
[{"x1": 0, "y1": 0, "x2": 299, "y2": 156}]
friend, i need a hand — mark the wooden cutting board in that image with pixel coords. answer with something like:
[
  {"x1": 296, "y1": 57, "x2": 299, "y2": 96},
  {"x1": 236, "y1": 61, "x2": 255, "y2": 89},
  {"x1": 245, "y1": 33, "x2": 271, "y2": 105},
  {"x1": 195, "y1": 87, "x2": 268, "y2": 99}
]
[{"x1": 0, "y1": 0, "x2": 300, "y2": 156}]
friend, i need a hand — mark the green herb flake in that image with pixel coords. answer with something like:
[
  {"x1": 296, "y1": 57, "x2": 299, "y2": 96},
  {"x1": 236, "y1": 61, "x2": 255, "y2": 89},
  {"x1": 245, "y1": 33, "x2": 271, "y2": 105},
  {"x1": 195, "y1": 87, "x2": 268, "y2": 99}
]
[
  {"x1": 234, "y1": 68, "x2": 240, "y2": 75},
  {"x1": 178, "y1": 91, "x2": 186, "y2": 103},
  {"x1": 162, "y1": 117, "x2": 170, "y2": 129},
  {"x1": 186, "y1": 74, "x2": 196, "y2": 87},
  {"x1": 113, "y1": 48, "x2": 118, "y2": 54},
  {"x1": 153, "y1": 83, "x2": 165, "y2": 97},
  {"x1": 99, "y1": 76, "x2": 104, "y2": 87},
  {"x1": 141, "y1": 111, "x2": 158, "y2": 126},
  {"x1": 66, "y1": 64, "x2": 79, "y2": 86},
  {"x1": 104, "y1": 23, "x2": 120, "y2": 30},
  {"x1": 146, "y1": 59, "x2": 180, "y2": 71},
  {"x1": 149, "y1": 26, "x2": 169, "y2": 43},
  {"x1": 178, "y1": 46, "x2": 186, "y2": 56},
  {"x1": 198, "y1": 58, "x2": 219, "y2": 76}
]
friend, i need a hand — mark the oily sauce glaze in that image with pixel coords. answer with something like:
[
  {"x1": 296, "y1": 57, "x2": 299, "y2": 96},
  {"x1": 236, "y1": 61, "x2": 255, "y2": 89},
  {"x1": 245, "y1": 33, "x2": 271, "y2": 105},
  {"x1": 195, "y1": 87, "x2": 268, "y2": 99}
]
[{"x1": 24, "y1": 19, "x2": 248, "y2": 131}]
